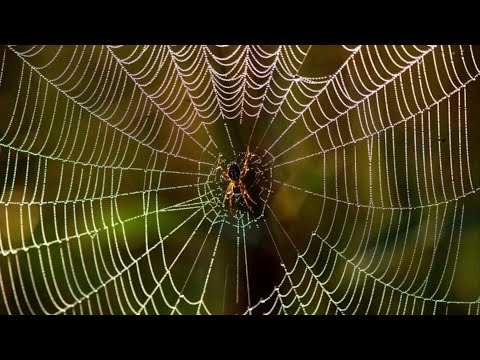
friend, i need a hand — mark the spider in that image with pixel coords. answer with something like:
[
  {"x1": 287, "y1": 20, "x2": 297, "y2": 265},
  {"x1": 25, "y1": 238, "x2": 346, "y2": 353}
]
[{"x1": 217, "y1": 146, "x2": 256, "y2": 212}]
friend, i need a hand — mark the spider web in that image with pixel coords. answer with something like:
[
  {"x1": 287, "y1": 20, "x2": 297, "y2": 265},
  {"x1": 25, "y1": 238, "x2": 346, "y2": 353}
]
[{"x1": 1, "y1": 45, "x2": 479, "y2": 315}]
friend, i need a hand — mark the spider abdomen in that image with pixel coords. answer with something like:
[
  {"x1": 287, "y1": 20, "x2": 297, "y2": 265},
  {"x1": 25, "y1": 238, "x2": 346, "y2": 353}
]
[{"x1": 228, "y1": 163, "x2": 241, "y2": 181}]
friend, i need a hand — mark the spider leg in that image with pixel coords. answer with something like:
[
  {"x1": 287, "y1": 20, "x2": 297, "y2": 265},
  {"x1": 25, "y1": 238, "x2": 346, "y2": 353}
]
[
  {"x1": 245, "y1": 189, "x2": 256, "y2": 205},
  {"x1": 223, "y1": 182, "x2": 236, "y2": 213},
  {"x1": 239, "y1": 180, "x2": 256, "y2": 212},
  {"x1": 240, "y1": 146, "x2": 251, "y2": 177},
  {"x1": 216, "y1": 153, "x2": 223, "y2": 169},
  {"x1": 240, "y1": 180, "x2": 256, "y2": 204},
  {"x1": 221, "y1": 171, "x2": 230, "y2": 181},
  {"x1": 217, "y1": 155, "x2": 230, "y2": 181},
  {"x1": 223, "y1": 182, "x2": 234, "y2": 205}
]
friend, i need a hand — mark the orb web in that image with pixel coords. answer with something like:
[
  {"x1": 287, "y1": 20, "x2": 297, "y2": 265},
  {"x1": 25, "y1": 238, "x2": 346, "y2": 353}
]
[{"x1": 0, "y1": 45, "x2": 479, "y2": 315}]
